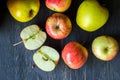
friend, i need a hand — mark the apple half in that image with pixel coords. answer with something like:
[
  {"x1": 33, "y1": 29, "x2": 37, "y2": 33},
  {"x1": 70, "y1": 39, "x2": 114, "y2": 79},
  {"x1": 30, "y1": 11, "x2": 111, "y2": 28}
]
[
  {"x1": 20, "y1": 25, "x2": 47, "y2": 50},
  {"x1": 33, "y1": 46, "x2": 60, "y2": 72}
]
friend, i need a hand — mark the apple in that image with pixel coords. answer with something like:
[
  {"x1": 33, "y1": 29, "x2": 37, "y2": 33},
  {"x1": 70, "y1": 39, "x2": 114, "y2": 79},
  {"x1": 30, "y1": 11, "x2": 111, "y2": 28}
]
[
  {"x1": 33, "y1": 46, "x2": 60, "y2": 72},
  {"x1": 92, "y1": 35, "x2": 119, "y2": 61},
  {"x1": 20, "y1": 25, "x2": 47, "y2": 50},
  {"x1": 62, "y1": 41, "x2": 88, "y2": 69},
  {"x1": 76, "y1": 0, "x2": 109, "y2": 32},
  {"x1": 45, "y1": 0, "x2": 72, "y2": 12},
  {"x1": 7, "y1": 0, "x2": 40, "y2": 22},
  {"x1": 45, "y1": 13, "x2": 72, "y2": 40}
]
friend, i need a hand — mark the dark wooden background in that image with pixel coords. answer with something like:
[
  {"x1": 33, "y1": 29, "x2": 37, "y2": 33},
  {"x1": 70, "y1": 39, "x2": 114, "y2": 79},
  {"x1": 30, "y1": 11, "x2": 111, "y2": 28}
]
[{"x1": 0, "y1": 0, "x2": 120, "y2": 80}]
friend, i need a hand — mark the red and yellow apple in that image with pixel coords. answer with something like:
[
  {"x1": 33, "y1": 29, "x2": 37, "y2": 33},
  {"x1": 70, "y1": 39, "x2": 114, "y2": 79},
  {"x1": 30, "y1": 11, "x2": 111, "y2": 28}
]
[
  {"x1": 45, "y1": 0, "x2": 72, "y2": 12},
  {"x1": 62, "y1": 41, "x2": 88, "y2": 69},
  {"x1": 45, "y1": 13, "x2": 72, "y2": 40},
  {"x1": 92, "y1": 35, "x2": 119, "y2": 61}
]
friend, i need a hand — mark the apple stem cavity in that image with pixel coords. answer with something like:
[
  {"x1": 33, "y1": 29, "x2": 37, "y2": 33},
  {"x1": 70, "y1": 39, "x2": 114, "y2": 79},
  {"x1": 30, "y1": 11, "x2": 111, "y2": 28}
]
[
  {"x1": 29, "y1": 9, "x2": 34, "y2": 17},
  {"x1": 55, "y1": 25, "x2": 60, "y2": 30},
  {"x1": 104, "y1": 47, "x2": 108, "y2": 53},
  {"x1": 13, "y1": 41, "x2": 23, "y2": 46}
]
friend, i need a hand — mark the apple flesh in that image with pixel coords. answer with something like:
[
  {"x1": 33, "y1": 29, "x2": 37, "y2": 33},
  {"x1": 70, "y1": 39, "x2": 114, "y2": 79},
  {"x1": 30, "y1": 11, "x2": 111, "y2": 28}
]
[
  {"x1": 76, "y1": 0, "x2": 109, "y2": 32},
  {"x1": 45, "y1": 13, "x2": 72, "y2": 40},
  {"x1": 45, "y1": 0, "x2": 72, "y2": 12},
  {"x1": 7, "y1": 0, "x2": 40, "y2": 22},
  {"x1": 62, "y1": 41, "x2": 88, "y2": 69},
  {"x1": 33, "y1": 46, "x2": 60, "y2": 72},
  {"x1": 20, "y1": 25, "x2": 47, "y2": 50},
  {"x1": 92, "y1": 35, "x2": 119, "y2": 61}
]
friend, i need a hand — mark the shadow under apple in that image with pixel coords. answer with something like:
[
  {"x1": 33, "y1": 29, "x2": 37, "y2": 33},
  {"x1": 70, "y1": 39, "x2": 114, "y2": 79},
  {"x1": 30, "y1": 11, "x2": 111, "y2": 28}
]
[{"x1": 0, "y1": 0, "x2": 7, "y2": 27}]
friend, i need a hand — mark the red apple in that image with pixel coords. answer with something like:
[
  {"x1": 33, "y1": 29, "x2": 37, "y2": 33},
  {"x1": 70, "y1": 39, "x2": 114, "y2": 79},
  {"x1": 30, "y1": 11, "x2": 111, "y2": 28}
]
[
  {"x1": 92, "y1": 35, "x2": 119, "y2": 61},
  {"x1": 45, "y1": 0, "x2": 72, "y2": 12},
  {"x1": 45, "y1": 13, "x2": 72, "y2": 40},
  {"x1": 62, "y1": 41, "x2": 88, "y2": 69}
]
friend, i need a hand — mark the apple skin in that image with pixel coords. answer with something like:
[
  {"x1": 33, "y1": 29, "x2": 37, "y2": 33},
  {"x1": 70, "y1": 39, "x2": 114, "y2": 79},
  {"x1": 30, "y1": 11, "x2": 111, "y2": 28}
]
[
  {"x1": 45, "y1": 0, "x2": 72, "y2": 12},
  {"x1": 76, "y1": 0, "x2": 109, "y2": 32},
  {"x1": 92, "y1": 35, "x2": 119, "y2": 61},
  {"x1": 7, "y1": 0, "x2": 40, "y2": 22},
  {"x1": 45, "y1": 13, "x2": 72, "y2": 40},
  {"x1": 62, "y1": 41, "x2": 88, "y2": 69}
]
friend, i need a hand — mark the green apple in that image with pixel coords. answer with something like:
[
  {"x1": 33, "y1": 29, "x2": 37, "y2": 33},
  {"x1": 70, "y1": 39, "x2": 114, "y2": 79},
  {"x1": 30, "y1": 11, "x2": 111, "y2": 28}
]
[
  {"x1": 33, "y1": 46, "x2": 60, "y2": 72},
  {"x1": 92, "y1": 35, "x2": 119, "y2": 61},
  {"x1": 76, "y1": 0, "x2": 109, "y2": 32},
  {"x1": 7, "y1": 0, "x2": 40, "y2": 22},
  {"x1": 20, "y1": 25, "x2": 47, "y2": 50}
]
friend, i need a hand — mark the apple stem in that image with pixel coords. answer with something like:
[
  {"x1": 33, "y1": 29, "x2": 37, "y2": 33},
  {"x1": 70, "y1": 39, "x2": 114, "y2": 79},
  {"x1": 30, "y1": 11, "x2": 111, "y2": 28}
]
[
  {"x1": 83, "y1": 66, "x2": 86, "y2": 80},
  {"x1": 13, "y1": 41, "x2": 23, "y2": 46}
]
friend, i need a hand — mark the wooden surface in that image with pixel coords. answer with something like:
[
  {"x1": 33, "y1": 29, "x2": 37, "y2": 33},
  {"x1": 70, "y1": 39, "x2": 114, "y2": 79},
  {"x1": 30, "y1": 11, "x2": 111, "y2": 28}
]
[{"x1": 0, "y1": 0, "x2": 120, "y2": 80}]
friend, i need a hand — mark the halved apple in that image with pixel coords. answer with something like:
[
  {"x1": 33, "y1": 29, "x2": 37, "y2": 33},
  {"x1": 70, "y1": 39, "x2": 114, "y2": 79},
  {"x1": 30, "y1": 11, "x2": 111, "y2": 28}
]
[
  {"x1": 33, "y1": 46, "x2": 60, "y2": 72},
  {"x1": 20, "y1": 25, "x2": 47, "y2": 50}
]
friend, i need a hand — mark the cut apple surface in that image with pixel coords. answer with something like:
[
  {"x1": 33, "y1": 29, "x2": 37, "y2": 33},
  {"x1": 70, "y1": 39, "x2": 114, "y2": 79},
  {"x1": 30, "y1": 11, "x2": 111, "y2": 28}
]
[
  {"x1": 33, "y1": 46, "x2": 60, "y2": 72},
  {"x1": 20, "y1": 25, "x2": 47, "y2": 50}
]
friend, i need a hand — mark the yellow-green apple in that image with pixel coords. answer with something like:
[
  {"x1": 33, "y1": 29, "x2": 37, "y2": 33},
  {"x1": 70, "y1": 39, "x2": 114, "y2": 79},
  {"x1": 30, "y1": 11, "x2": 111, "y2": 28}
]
[
  {"x1": 62, "y1": 41, "x2": 88, "y2": 69},
  {"x1": 76, "y1": 0, "x2": 109, "y2": 32},
  {"x1": 33, "y1": 46, "x2": 60, "y2": 72},
  {"x1": 7, "y1": 0, "x2": 40, "y2": 22},
  {"x1": 45, "y1": 13, "x2": 72, "y2": 40},
  {"x1": 45, "y1": 0, "x2": 72, "y2": 12},
  {"x1": 92, "y1": 35, "x2": 119, "y2": 61},
  {"x1": 20, "y1": 25, "x2": 47, "y2": 50}
]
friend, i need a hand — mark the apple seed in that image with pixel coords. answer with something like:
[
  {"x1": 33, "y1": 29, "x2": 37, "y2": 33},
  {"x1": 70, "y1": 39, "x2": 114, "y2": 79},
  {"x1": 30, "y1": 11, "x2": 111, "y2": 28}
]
[{"x1": 38, "y1": 50, "x2": 55, "y2": 63}]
